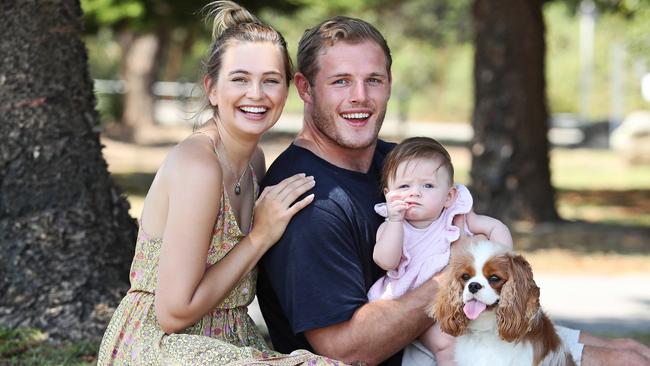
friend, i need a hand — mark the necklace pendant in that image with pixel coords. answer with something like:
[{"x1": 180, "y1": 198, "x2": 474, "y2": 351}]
[{"x1": 235, "y1": 183, "x2": 241, "y2": 195}]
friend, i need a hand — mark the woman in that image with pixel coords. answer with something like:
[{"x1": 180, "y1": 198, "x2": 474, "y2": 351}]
[{"x1": 97, "y1": 2, "x2": 343, "y2": 364}]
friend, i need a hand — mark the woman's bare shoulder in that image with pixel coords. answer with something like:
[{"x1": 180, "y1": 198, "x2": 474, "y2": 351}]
[{"x1": 161, "y1": 135, "x2": 222, "y2": 183}]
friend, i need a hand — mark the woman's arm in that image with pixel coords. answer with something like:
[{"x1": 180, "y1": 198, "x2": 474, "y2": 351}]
[{"x1": 155, "y1": 145, "x2": 315, "y2": 333}]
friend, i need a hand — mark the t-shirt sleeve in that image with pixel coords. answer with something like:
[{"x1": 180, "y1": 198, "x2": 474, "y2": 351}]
[{"x1": 261, "y1": 203, "x2": 368, "y2": 334}]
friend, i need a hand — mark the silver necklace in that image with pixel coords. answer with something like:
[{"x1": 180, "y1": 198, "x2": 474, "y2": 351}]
[
  {"x1": 218, "y1": 147, "x2": 248, "y2": 195},
  {"x1": 209, "y1": 118, "x2": 249, "y2": 195}
]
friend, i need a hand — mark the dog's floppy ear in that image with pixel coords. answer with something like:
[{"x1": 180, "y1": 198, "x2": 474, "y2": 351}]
[
  {"x1": 496, "y1": 253, "x2": 540, "y2": 342},
  {"x1": 428, "y1": 264, "x2": 469, "y2": 337}
]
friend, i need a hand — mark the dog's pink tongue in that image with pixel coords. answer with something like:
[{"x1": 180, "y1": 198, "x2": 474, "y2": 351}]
[{"x1": 463, "y1": 300, "x2": 487, "y2": 320}]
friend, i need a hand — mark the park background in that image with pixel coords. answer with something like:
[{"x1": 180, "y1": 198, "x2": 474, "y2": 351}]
[{"x1": 1, "y1": 0, "x2": 649, "y2": 364}]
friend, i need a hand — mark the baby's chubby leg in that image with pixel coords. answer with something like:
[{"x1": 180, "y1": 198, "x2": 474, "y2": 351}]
[{"x1": 419, "y1": 322, "x2": 457, "y2": 366}]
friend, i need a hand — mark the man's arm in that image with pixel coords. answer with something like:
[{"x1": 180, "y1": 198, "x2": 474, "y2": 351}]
[
  {"x1": 304, "y1": 276, "x2": 439, "y2": 365},
  {"x1": 303, "y1": 213, "x2": 474, "y2": 365}
]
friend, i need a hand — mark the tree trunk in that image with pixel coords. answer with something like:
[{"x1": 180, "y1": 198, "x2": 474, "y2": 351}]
[
  {"x1": 0, "y1": 0, "x2": 137, "y2": 340},
  {"x1": 120, "y1": 32, "x2": 158, "y2": 136},
  {"x1": 470, "y1": 0, "x2": 559, "y2": 223},
  {"x1": 118, "y1": 28, "x2": 168, "y2": 141}
]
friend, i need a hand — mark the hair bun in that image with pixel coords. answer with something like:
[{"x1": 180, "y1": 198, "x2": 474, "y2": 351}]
[{"x1": 204, "y1": 1, "x2": 260, "y2": 39}]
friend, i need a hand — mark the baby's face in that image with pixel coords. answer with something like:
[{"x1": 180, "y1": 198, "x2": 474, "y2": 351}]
[{"x1": 387, "y1": 157, "x2": 454, "y2": 227}]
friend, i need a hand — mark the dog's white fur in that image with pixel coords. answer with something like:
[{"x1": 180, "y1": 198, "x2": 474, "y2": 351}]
[{"x1": 430, "y1": 240, "x2": 575, "y2": 366}]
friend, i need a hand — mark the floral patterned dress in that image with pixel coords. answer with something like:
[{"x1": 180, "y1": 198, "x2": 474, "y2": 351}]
[{"x1": 97, "y1": 161, "x2": 343, "y2": 365}]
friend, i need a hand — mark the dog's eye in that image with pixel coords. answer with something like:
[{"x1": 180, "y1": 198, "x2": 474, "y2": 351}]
[
  {"x1": 488, "y1": 275, "x2": 501, "y2": 283},
  {"x1": 461, "y1": 274, "x2": 470, "y2": 281}
]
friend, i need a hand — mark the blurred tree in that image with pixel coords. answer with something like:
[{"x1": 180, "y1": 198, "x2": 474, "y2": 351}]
[
  {"x1": 0, "y1": 0, "x2": 137, "y2": 340},
  {"x1": 82, "y1": 0, "x2": 300, "y2": 140},
  {"x1": 469, "y1": 0, "x2": 559, "y2": 222},
  {"x1": 469, "y1": 0, "x2": 650, "y2": 222}
]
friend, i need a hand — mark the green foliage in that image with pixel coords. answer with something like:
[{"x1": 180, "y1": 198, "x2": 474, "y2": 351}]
[
  {"x1": 559, "y1": 0, "x2": 650, "y2": 16},
  {"x1": 624, "y1": 6, "x2": 650, "y2": 64},
  {"x1": 545, "y1": 1, "x2": 650, "y2": 120},
  {"x1": 81, "y1": 0, "x2": 144, "y2": 26},
  {"x1": 296, "y1": 0, "x2": 369, "y2": 13},
  {"x1": 82, "y1": 0, "x2": 650, "y2": 122},
  {"x1": 378, "y1": 0, "x2": 473, "y2": 45},
  {"x1": 81, "y1": 0, "x2": 303, "y2": 32}
]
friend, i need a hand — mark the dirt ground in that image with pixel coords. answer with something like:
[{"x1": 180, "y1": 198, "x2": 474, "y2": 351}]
[{"x1": 101, "y1": 125, "x2": 650, "y2": 275}]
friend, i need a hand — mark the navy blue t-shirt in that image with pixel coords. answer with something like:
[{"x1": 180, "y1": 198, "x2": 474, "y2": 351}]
[{"x1": 257, "y1": 140, "x2": 402, "y2": 365}]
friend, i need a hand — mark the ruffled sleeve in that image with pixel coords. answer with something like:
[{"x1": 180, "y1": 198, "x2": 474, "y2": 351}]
[
  {"x1": 374, "y1": 203, "x2": 388, "y2": 218},
  {"x1": 440, "y1": 184, "x2": 474, "y2": 243}
]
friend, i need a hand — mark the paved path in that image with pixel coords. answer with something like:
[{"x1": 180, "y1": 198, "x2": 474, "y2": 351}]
[
  {"x1": 537, "y1": 274, "x2": 650, "y2": 335},
  {"x1": 249, "y1": 273, "x2": 650, "y2": 337}
]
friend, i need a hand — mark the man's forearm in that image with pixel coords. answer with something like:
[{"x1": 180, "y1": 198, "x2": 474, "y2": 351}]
[{"x1": 304, "y1": 277, "x2": 438, "y2": 365}]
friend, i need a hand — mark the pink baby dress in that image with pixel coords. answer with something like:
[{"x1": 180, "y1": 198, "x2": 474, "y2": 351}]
[{"x1": 367, "y1": 184, "x2": 473, "y2": 300}]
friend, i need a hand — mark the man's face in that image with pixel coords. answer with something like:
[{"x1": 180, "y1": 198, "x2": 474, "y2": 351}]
[{"x1": 307, "y1": 40, "x2": 391, "y2": 150}]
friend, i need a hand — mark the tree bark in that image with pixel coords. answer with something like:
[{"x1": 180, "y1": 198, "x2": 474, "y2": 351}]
[
  {"x1": 470, "y1": 0, "x2": 559, "y2": 223},
  {"x1": 0, "y1": 0, "x2": 137, "y2": 340}
]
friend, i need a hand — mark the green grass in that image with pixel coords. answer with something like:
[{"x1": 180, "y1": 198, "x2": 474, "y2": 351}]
[
  {"x1": 0, "y1": 327, "x2": 97, "y2": 365},
  {"x1": 551, "y1": 148, "x2": 650, "y2": 191}
]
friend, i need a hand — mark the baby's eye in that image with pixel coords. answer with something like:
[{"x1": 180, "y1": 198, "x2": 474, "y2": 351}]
[
  {"x1": 397, "y1": 184, "x2": 409, "y2": 189},
  {"x1": 423, "y1": 183, "x2": 434, "y2": 189},
  {"x1": 488, "y1": 275, "x2": 501, "y2": 283},
  {"x1": 461, "y1": 274, "x2": 470, "y2": 281}
]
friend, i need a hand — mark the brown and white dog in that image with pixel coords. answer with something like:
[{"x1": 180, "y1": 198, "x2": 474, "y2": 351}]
[{"x1": 429, "y1": 240, "x2": 575, "y2": 366}]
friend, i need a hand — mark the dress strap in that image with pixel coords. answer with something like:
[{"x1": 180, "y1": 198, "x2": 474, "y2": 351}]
[
  {"x1": 193, "y1": 131, "x2": 255, "y2": 179},
  {"x1": 193, "y1": 130, "x2": 219, "y2": 157}
]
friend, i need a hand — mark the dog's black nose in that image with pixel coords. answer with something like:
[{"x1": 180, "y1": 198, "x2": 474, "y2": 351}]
[{"x1": 468, "y1": 282, "x2": 482, "y2": 294}]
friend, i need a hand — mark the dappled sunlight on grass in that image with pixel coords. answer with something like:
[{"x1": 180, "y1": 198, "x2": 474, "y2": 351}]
[
  {"x1": 524, "y1": 249, "x2": 650, "y2": 275},
  {"x1": 559, "y1": 202, "x2": 650, "y2": 226},
  {"x1": 551, "y1": 148, "x2": 650, "y2": 190}
]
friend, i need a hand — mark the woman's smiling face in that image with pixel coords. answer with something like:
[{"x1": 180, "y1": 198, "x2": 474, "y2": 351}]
[{"x1": 208, "y1": 41, "x2": 289, "y2": 137}]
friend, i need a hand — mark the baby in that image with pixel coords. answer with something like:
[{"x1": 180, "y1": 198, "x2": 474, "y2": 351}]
[{"x1": 368, "y1": 137, "x2": 513, "y2": 365}]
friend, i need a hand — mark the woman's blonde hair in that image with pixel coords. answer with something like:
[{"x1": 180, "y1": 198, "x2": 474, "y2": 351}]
[{"x1": 199, "y1": 1, "x2": 293, "y2": 118}]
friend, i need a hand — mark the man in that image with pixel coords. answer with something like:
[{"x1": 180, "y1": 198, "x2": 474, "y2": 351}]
[{"x1": 258, "y1": 15, "x2": 650, "y2": 366}]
